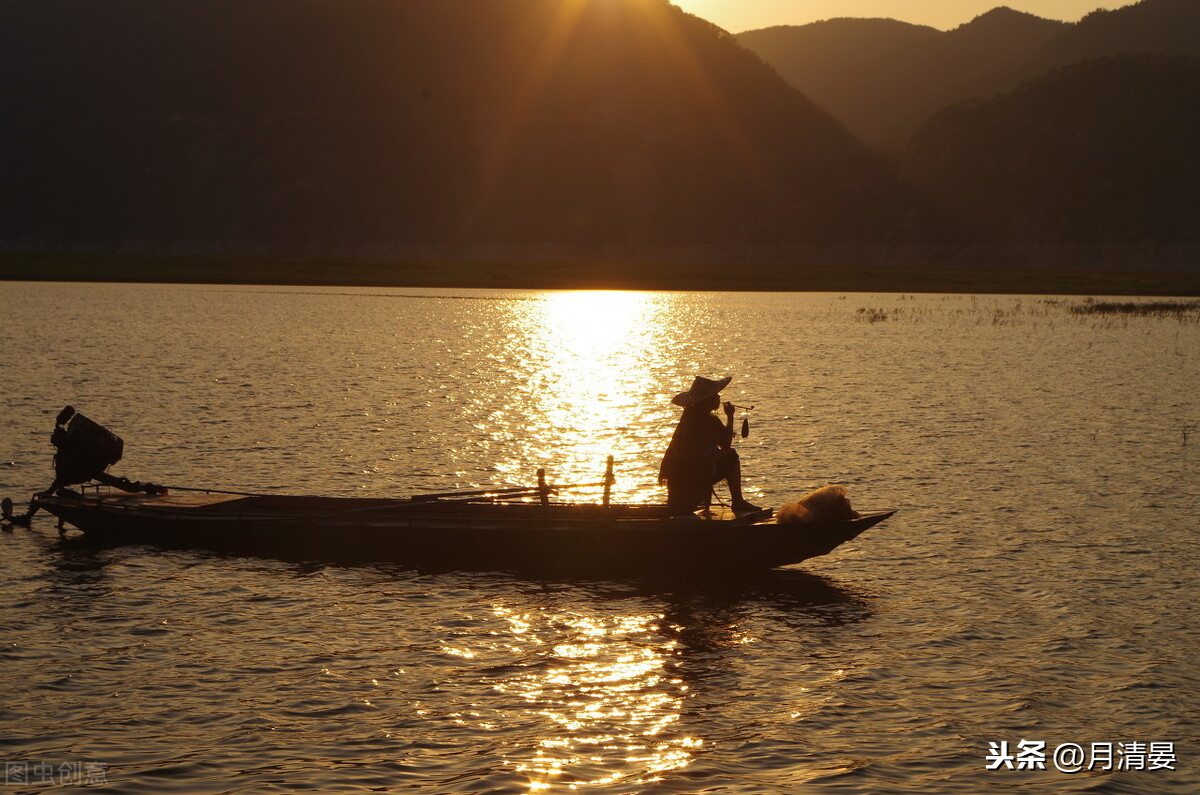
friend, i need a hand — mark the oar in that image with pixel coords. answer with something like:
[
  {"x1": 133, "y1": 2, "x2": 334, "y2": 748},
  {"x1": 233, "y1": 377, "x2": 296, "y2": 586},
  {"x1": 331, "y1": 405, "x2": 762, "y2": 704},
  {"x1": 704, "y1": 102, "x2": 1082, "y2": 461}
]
[
  {"x1": 151, "y1": 485, "x2": 275, "y2": 498},
  {"x1": 338, "y1": 480, "x2": 611, "y2": 514},
  {"x1": 408, "y1": 481, "x2": 608, "y2": 502},
  {"x1": 338, "y1": 490, "x2": 555, "y2": 514},
  {"x1": 407, "y1": 484, "x2": 548, "y2": 502}
]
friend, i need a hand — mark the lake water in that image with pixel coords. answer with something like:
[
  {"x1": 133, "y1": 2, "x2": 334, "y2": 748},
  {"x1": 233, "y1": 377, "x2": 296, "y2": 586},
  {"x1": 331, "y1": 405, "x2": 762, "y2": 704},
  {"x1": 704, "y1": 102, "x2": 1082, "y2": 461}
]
[{"x1": 0, "y1": 282, "x2": 1197, "y2": 794}]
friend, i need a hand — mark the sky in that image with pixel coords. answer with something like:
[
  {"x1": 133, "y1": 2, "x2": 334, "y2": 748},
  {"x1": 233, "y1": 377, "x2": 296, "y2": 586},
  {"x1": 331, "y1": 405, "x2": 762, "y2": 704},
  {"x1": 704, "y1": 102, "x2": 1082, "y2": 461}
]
[{"x1": 673, "y1": 0, "x2": 1131, "y2": 32}]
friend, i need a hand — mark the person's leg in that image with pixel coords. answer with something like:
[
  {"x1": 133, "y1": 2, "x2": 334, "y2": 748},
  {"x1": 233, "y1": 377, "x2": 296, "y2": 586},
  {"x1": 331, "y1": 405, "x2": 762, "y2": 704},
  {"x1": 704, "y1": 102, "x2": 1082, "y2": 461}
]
[
  {"x1": 666, "y1": 476, "x2": 707, "y2": 515},
  {"x1": 718, "y1": 450, "x2": 759, "y2": 512}
]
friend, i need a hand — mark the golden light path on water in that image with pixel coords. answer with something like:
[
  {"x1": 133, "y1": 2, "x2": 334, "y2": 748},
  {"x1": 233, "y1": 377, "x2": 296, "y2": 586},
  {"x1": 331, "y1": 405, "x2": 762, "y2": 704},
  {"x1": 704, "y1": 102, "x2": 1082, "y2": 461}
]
[
  {"x1": 443, "y1": 291, "x2": 744, "y2": 788},
  {"x1": 491, "y1": 290, "x2": 673, "y2": 504},
  {"x1": 489, "y1": 605, "x2": 702, "y2": 791}
]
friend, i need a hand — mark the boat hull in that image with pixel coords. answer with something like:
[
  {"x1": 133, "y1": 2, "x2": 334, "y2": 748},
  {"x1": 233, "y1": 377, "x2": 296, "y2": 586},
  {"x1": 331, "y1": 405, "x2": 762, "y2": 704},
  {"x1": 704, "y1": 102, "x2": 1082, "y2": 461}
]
[{"x1": 32, "y1": 490, "x2": 894, "y2": 575}]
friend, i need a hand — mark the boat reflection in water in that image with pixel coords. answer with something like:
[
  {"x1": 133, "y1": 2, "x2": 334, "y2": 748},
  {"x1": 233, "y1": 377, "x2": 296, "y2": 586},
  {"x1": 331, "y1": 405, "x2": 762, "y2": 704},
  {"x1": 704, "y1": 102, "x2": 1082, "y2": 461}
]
[
  {"x1": 32, "y1": 526, "x2": 872, "y2": 792},
  {"x1": 455, "y1": 571, "x2": 873, "y2": 791},
  {"x1": 490, "y1": 605, "x2": 696, "y2": 789}
]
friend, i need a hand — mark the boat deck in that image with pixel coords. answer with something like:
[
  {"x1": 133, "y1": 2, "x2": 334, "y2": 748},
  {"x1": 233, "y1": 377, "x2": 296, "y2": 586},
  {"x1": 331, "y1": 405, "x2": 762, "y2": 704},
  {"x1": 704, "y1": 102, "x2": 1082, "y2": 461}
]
[{"x1": 63, "y1": 487, "x2": 773, "y2": 523}]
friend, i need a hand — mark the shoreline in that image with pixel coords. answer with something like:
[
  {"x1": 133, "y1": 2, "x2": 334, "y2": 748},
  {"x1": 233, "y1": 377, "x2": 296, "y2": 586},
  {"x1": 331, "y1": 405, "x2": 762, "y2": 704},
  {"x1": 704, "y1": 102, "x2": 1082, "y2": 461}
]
[{"x1": 2, "y1": 250, "x2": 1198, "y2": 296}]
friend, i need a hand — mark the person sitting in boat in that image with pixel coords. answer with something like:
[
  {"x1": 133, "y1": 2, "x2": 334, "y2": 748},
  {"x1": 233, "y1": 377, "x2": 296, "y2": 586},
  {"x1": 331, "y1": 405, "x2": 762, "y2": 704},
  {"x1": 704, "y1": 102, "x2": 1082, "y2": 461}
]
[{"x1": 659, "y1": 376, "x2": 760, "y2": 515}]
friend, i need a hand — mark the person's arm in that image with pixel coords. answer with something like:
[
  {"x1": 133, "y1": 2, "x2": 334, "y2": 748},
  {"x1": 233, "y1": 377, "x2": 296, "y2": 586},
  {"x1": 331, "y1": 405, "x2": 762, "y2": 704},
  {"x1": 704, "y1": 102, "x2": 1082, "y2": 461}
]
[
  {"x1": 716, "y1": 403, "x2": 735, "y2": 450},
  {"x1": 659, "y1": 418, "x2": 684, "y2": 482}
]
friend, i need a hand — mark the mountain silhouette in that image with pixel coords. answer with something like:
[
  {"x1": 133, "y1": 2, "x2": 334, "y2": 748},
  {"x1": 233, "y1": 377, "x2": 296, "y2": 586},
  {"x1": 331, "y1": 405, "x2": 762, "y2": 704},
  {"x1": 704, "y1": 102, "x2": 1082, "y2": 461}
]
[
  {"x1": 905, "y1": 54, "x2": 1200, "y2": 248},
  {"x1": 740, "y1": 0, "x2": 1200, "y2": 150},
  {"x1": 738, "y1": 7, "x2": 1067, "y2": 148},
  {"x1": 739, "y1": 0, "x2": 1200, "y2": 260},
  {"x1": 1033, "y1": 0, "x2": 1200, "y2": 71},
  {"x1": 1, "y1": 0, "x2": 932, "y2": 260},
  {"x1": 5, "y1": 0, "x2": 1195, "y2": 273}
]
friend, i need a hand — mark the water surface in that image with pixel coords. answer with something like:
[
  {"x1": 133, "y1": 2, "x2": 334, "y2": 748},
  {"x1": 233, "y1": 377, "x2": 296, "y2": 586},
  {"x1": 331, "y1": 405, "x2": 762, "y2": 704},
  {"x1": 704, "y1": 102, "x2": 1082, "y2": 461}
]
[{"x1": 1, "y1": 283, "x2": 1197, "y2": 793}]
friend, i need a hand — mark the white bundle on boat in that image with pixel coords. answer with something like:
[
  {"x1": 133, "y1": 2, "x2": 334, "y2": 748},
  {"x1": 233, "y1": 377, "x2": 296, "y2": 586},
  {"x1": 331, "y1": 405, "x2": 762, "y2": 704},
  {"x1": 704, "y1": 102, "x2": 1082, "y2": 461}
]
[{"x1": 776, "y1": 485, "x2": 860, "y2": 524}]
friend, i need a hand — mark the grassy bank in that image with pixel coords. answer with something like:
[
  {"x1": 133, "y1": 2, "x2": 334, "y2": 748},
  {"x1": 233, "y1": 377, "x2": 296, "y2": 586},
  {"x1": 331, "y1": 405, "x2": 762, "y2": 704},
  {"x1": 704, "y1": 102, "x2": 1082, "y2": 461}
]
[{"x1": 1, "y1": 250, "x2": 1198, "y2": 295}]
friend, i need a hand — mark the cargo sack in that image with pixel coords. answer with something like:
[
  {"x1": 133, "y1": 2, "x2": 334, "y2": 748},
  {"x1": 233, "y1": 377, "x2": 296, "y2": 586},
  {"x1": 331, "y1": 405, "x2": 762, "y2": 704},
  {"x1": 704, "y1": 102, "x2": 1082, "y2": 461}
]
[{"x1": 776, "y1": 484, "x2": 859, "y2": 524}]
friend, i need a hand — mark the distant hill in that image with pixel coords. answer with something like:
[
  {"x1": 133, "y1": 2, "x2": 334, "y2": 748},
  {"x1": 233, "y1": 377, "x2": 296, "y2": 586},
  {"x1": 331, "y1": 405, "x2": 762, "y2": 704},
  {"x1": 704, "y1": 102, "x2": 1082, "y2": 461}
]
[
  {"x1": 904, "y1": 54, "x2": 1200, "y2": 247},
  {"x1": 738, "y1": 7, "x2": 1068, "y2": 148},
  {"x1": 735, "y1": 19, "x2": 939, "y2": 149},
  {"x1": 740, "y1": 0, "x2": 1200, "y2": 149},
  {"x1": 736, "y1": 0, "x2": 1200, "y2": 261},
  {"x1": 0, "y1": 0, "x2": 934, "y2": 260},
  {"x1": 1033, "y1": 0, "x2": 1200, "y2": 70},
  {"x1": 6, "y1": 0, "x2": 1196, "y2": 272}
]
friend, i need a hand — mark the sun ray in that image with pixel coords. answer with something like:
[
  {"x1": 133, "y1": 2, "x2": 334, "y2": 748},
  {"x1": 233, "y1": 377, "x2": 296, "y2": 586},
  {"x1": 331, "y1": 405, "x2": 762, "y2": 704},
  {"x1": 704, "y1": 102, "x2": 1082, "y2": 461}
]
[
  {"x1": 629, "y1": 0, "x2": 764, "y2": 177},
  {"x1": 466, "y1": 0, "x2": 592, "y2": 230}
]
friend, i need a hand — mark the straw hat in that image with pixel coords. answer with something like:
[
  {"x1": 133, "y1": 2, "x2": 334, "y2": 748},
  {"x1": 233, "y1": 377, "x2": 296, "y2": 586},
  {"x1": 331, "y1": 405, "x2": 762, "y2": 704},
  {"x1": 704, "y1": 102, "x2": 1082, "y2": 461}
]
[{"x1": 672, "y1": 375, "x2": 732, "y2": 407}]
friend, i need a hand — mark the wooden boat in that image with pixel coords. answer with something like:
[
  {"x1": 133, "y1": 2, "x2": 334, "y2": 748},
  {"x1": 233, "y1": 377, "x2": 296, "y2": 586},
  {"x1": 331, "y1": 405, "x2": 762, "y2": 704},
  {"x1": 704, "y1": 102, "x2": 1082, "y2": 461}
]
[{"x1": 28, "y1": 485, "x2": 895, "y2": 575}]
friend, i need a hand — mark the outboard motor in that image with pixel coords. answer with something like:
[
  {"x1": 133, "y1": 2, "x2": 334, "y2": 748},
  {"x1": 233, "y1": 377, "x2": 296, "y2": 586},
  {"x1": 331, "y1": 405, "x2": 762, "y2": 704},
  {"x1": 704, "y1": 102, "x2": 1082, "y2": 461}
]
[
  {"x1": 40, "y1": 406, "x2": 163, "y2": 497},
  {"x1": 3, "y1": 407, "x2": 161, "y2": 528},
  {"x1": 50, "y1": 406, "x2": 125, "y2": 488}
]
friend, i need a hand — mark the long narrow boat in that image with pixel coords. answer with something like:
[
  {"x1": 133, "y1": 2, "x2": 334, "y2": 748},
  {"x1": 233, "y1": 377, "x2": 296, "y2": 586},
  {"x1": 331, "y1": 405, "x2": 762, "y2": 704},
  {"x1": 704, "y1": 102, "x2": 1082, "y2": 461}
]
[{"x1": 29, "y1": 486, "x2": 895, "y2": 575}]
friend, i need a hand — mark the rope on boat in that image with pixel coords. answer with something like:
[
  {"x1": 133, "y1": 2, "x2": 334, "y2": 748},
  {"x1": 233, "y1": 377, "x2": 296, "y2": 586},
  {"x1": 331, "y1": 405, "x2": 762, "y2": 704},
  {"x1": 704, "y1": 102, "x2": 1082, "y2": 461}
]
[
  {"x1": 152, "y1": 480, "x2": 611, "y2": 502},
  {"x1": 151, "y1": 485, "x2": 278, "y2": 498},
  {"x1": 31, "y1": 457, "x2": 620, "y2": 508}
]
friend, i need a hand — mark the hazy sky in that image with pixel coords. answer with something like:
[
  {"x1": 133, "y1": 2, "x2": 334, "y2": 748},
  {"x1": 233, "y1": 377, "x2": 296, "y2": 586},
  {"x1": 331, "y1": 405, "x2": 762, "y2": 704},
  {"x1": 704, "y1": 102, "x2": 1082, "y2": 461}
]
[{"x1": 674, "y1": 0, "x2": 1131, "y2": 32}]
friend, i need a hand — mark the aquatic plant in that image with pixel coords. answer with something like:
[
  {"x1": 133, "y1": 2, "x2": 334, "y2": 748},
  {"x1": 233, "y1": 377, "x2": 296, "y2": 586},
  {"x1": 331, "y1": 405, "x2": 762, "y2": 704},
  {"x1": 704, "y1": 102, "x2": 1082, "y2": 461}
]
[
  {"x1": 855, "y1": 307, "x2": 890, "y2": 324},
  {"x1": 851, "y1": 295, "x2": 1200, "y2": 328},
  {"x1": 1067, "y1": 299, "x2": 1200, "y2": 318}
]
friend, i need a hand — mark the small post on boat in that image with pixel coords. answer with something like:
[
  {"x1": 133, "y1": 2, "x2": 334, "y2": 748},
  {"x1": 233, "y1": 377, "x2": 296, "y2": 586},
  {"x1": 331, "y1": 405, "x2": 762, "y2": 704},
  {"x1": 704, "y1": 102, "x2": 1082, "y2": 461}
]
[
  {"x1": 602, "y1": 456, "x2": 614, "y2": 508},
  {"x1": 537, "y1": 468, "x2": 550, "y2": 507}
]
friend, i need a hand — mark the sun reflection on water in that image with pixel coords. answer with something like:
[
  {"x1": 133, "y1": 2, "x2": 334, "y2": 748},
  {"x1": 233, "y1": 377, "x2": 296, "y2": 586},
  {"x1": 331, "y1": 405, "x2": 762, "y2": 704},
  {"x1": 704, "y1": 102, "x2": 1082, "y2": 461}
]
[
  {"x1": 491, "y1": 604, "x2": 700, "y2": 792},
  {"x1": 491, "y1": 291, "x2": 676, "y2": 503}
]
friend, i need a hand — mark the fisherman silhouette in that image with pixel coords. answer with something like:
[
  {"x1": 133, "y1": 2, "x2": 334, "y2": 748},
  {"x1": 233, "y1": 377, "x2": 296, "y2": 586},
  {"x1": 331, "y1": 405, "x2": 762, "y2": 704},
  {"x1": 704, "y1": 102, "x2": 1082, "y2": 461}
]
[{"x1": 658, "y1": 376, "x2": 760, "y2": 515}]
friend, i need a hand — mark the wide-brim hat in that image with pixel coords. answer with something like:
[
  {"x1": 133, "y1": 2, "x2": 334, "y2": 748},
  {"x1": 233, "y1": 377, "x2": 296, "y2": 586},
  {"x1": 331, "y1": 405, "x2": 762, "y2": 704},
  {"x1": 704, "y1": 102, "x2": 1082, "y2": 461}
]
[{"x1": 672, "y1": 375, "x2": 732, "y2": 407}]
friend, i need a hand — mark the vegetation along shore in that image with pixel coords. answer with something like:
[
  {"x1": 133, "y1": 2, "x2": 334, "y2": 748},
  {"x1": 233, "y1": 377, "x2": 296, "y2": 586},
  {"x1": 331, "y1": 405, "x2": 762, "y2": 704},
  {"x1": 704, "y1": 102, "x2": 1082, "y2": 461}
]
[{"x1": 2, "y1": 250, "x2": 1197, "y2": 296}]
